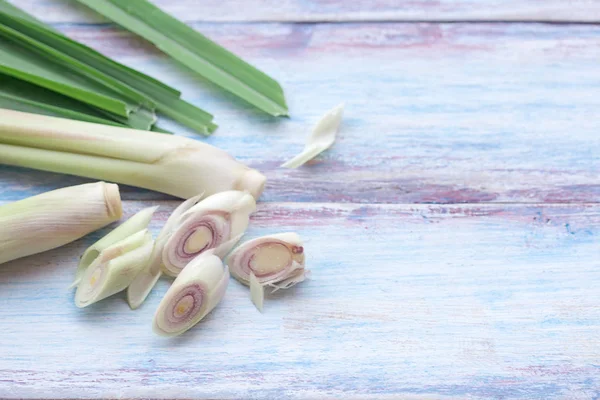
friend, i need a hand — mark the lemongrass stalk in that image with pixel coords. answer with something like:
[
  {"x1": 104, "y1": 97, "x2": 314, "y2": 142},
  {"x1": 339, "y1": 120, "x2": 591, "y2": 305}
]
[
  {"x1": 226, "y1": 232, "x2": 308, "y2": 292},
  {"x1": 0, "y1": 182, "x2": 122, "y2": 265},
  {"x1": 161, "y1": 191, "x2": 256, "y2": 277},
  {"x1": 0, "y1": 109, "x2": 266, "y2": 199},
  {"x1": 75, "y1": 229, "x2": 154, "y2": 307},
  {"x1": 127, "y1": 193, "x2": 204, "y2": 309},
  {"x1": 281, "y1": 103, "x2": 344, "y2": 168},
  {"x1": 72, "y1": 206, "x2": 158, "y2": 287},
  {"x1": 153, "y1": 252, "x2": 229, "y2": 337}
]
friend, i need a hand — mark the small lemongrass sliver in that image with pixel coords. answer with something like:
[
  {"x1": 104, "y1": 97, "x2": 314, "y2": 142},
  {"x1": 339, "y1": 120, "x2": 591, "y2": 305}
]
[
  {"x1": 75, "y1": 229, "x2": 154, "y2": 307},
  {"x1": 72, "y1": 205, "x2": 158, "y2": 288},
  {"x1": 127, "y1": 193, "x2": 205, "y2": 309},
  {"x1": 249, "y1": 272, "x2": 264, "y2": 312},
  {"x1": 281, "y1": 103, "x2": 344, "y2": 168},
  {"x1": 152, "y1": 251, "x2": 229, "y2": 337},
  {"x1": 226, "y1": 232, "x2": 308, "y2": 292}
]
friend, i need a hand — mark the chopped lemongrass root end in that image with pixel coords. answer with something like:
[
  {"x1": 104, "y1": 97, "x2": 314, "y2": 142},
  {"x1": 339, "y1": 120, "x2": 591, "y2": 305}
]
[
  {"x1": 72, "y1": 205, "x2": 158, "y2": 288},
  {"x1": 282, "y1": 103, "x2": 344, "y2": 168},
  {"x1": 0, "y1": 182, "x2": 122, "y2": 265},
  {"x1": 75, "y1": 229, "x2": 154, "y2": 307},
  {"x1": 226, "y1": 232, "x2": 308, "y2": 306},
  {"x1": 249, "y1": 272, "x2": 264, "y2": 312},
  {"x1": 161, "y1": 191, "x2": 256, "y2": 277},
  {"x1": 153, "y1": 252, "x2": 230, "y2": 337}
]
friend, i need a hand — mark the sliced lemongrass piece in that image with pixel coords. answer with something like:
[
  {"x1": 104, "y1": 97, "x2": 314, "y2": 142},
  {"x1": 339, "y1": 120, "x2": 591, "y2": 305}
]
[
  {"x1": 0, "y1": 182, "x2": 122, "y2": 265},
  {"x1": 127, "y1": 193, "x2": 205, "y2": 309},
  {"x1": 153, "y1": 252, "x2": 230, "y2": 337},
  {"x1": 75, "y1": 229, "x2": 154, "y2": 307},
  {"x1": 226, "y1": 232, "x2": 307, "y2": 291},
  {"x1": 282, "y1": 103, "x2": 344, "y2": 168},
  {"x1": 249, "y1": 272, "x2": 264, "y2": 312},
  {"x1": 0, "y1": 109, "x2": 266, "y2": 199},
  {"x1": 161, "y1": 191, "x2": 256, "y2": 277},
  {"x1": 72, "y1": 205, "x2": 158, "y2": 288}
]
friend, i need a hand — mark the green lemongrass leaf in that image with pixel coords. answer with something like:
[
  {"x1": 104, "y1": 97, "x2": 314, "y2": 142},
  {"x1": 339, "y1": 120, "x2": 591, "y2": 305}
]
[
  {"x1": 0, "y1": 2, "x2": 216, "y2": 134},
  {"x1": 0, "y1": 74, "x2": 126, "y2": 126},
  {"x1": 74, "y1": 0, "x2": 288, "y2": 116}
]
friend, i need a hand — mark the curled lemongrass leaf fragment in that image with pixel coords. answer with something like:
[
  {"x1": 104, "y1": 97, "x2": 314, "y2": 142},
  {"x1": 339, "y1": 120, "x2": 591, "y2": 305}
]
[
  {"x1": 127, "y1": 193, "x2": 205, "y2": 309},
  {"x1": 75, "y1": 229, "x2": 154, "y2": 308},
  {"x1": 281, "y1": 103, "x2": 344, "y2": 168},
  {"x1": 227, "y1": 232, "x2": 308, "y2": 300},
  {"x1": 0, "y1": 182, "x2": 122, "y2": 265},
  {"x1": 72, "y1": 206, "x2": 158, "y2": 287},
  {"x1": 161, "y1": 191, "x2": 256, "y2": 277},
  {"x1": 153, "y1": 252, "x2": 229, "y2": 337}
]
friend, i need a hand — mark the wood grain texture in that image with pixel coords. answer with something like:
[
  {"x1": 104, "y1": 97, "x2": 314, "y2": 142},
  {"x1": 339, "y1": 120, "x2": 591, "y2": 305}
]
[
  {"x1": 0, "y1": 22, "x2": 599, "y2": 203},
  {"x1": 0, "y1": 202, "x2": 598, "y2": 399},
  {"x1": 9, "y1": 0, "x2": 600, "y2": 23}
]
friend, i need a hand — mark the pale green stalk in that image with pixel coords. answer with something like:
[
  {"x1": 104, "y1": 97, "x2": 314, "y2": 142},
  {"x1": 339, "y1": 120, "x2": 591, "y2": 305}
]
[
  {"x1": 0, "y1": 109, "x2": 266, "y2": 199},
  {"x1": 0, "y1": 182, "x2": 122, "y2": 265}
]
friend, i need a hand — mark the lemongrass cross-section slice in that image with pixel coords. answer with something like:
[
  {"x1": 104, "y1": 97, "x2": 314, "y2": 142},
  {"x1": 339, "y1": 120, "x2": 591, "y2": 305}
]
[
  {"x1": 72, "y1": 205, "x2": 158, "y2": 288},
  {"x1": 226, "y1": 232, "x2": 308, "y2": 292},
  {"x1": 161, "y1": 191, "x2": 256, "y2": 277},
  {"x1": 127, "y1": 193, "x2": 205, "y2": 309},
  {"x1": 153, "y1": 252, "x2": 230, "y2": 337},
  {"x1": 281, "y1": 103, "x2": 344, "y2": 168},
  {"x1": 75, "y1": 229, "x2": 154, "y2": 307}
]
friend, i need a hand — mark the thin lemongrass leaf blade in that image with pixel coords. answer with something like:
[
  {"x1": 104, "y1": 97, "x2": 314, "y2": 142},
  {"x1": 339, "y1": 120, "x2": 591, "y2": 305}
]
[
  {"x1": 282, "y1": 103, "x2": 344, "y2": 168},
  {"x1": 74, "y1": 0, "x2": 288, "y2": 116}
]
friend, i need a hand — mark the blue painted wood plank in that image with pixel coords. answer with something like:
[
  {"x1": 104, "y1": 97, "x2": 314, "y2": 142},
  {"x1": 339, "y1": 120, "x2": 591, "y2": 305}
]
[
  {"x1": 1, "y1": 23, "x2": 599, "y2": 203},
  {"x1": 0, "y1": 202, "x2": 598, "y2": 398},
  {"x1": 9, "y1": 0, "x2": 600, "y2": 23}
]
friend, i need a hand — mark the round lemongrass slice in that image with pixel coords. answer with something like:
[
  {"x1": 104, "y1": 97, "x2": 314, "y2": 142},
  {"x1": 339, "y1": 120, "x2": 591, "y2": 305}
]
[
  {"x1": 75, "y1": 229, "x2": 154, "y2": 308},
  {"x1": 226, "y1": 232, "x2": 307, "y2": 289},
  {"x1": 161, "y1": 191, "x2": 256, "y2": 277},
  {"x1": 153, "y1": 252, "x2": 229, "y2": 337}
]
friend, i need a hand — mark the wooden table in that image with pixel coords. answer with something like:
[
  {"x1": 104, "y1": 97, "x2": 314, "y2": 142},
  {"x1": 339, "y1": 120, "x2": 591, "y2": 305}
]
[{"x1": 1, "y1": 1, "x2": 599, "y2": 398}]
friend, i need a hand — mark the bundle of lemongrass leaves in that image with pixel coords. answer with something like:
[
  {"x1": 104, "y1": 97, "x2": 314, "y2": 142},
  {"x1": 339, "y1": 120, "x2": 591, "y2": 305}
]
[{"x1": 0, "y1": 0, "x2": 287, "y2": 135}]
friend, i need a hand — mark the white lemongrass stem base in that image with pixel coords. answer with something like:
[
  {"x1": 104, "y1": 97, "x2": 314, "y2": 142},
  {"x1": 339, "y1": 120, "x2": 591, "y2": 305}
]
[
  {"x1": 226, "y1": 232, "x2": 308, "y2": 292},
  {"x1": 75, "y1": 230, "x2": 154, "y2": 307},
  {"x1": 73, "y1": 206, "x2": 158, "y2": 287},
  {"x1": 153, "y1": 252, "x2": 229, "y2": 337},
  {"x1": 0, "y1": 109, "x2": 266, "y2": 199},
  {"x1": 0, "y1": 182, "x2": 122, "y2": 265}
]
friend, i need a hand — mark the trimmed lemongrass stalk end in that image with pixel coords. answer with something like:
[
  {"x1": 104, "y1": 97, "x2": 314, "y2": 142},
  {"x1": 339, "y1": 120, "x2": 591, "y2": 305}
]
[
  {"x1": 226, "y1": 232, "x2": 308, "y2": 295},
  {"x1": 72, "y1": 205, "x2": 158, "y2": 288},
  {"x1": 161, "y1": 191, "x2": 256, "y2": 277},
  {"x1": 75, "y1": 229, "x2": 154, "y2": 308},
  {"x1": 0, "y1": 182, "x2": 122, "y2": 266},
  {"x1": 153, "y1": 252, "x2": 229, "y2": 337}
]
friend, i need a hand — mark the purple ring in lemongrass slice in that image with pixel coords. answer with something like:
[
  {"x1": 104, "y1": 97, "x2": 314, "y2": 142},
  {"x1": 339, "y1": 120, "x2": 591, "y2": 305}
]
[
  {"x1": 226, "y1": 232, "x2": 308, "y2": 310},
  {"x1": 75, "y1": 229, "x2": 154, "y2": 308},
  {"x1": 161, "y1": 191, "x2": 256, "y2": 277},
  {"x1": 153, "y1": 251, "x2": 229, "y2": 337}
]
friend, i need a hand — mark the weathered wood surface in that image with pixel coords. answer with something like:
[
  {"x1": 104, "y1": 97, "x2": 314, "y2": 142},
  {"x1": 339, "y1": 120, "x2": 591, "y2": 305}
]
[
  {"x1": 10, "y1": 0, "x2": 600, "y2": 22},
  {"x1": 1, "y1": 22, "x2": 599, "y2": 203},
  {"x1": 0, "y1": 202, "x2": 598, "y2": 399},
  {"x1": 1, "y1": 0, "x2": 599, "y2": 398}
]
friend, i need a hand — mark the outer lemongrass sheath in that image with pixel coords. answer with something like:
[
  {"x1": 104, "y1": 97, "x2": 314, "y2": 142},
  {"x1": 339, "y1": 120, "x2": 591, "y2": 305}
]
[
  {"x1": 127, "y1": 191, "x2": 255, "y2": 309},
  {"x1": 0, "y1": 109, "x2": 266, "y2": 199},
  {"x1": 281, "y1": 103, "x2": 344, "y2": 168},
  {"x1": 226, "y1": 232, "x2": 308, "y2": 310},
  {"x1": 0, "y1": 182, "x2": 122, "y2": 265},
  {"x1": 72, "y1": 206, "x2": 158, "y2": 287},
  {"x1": 75, "y1": 230, "x2": 154, "y2": 307},
  {"x1": 153, "y1": 251, "x2": 229, "y2": 337}
]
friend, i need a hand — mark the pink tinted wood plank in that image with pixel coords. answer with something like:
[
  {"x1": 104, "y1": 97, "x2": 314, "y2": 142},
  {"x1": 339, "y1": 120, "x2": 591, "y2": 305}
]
[
  {"x1": 1, "y1": 23, "x2": 599, "y2": 203},
  {"x1": 0, "y1": 201, "x2": 598, "y2": 398},
  {"x1": 10, "y1": 0, "x2": 600, "y2": 23}
]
